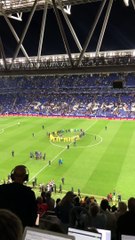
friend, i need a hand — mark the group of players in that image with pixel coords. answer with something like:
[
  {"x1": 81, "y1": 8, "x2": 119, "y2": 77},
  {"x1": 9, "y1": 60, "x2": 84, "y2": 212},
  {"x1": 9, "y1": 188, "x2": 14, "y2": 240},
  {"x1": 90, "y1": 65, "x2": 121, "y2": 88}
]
[
  {"x1": 48, "y1": 128, "x2": 85, "y2": 143},
  {"x1": 30, "y1": 151, "x2": 46, "y2": 160}
]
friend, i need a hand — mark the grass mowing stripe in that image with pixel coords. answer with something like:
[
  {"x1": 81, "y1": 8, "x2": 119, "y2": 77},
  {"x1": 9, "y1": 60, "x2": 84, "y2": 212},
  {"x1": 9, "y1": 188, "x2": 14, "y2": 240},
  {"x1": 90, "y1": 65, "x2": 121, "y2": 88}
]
[
  {"x1": 114, "y1": 121, "x2": 135, "y2": 199},
  {"x1": 86, "y1": 121, "x2": 135, "y2": 197}
]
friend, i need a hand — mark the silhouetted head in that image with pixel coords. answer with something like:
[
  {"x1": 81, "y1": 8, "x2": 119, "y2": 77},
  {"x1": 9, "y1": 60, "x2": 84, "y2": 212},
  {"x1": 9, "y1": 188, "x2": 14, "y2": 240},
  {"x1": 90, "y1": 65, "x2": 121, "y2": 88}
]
[
  {"x1": 128, "y1": 197, "x2": 135, "y2": 212},
  {"x1": 0, "y1": 209, "x2": 23, "y2": 240},
  {"x1": 118, "y1": 201, "x2": 127, "y2": 213},
  {"x1": 90, "y1": 203, "x2": 99, "y2": 217},
  {"x1": 11, "y1": 165, "x2": 29, "y2": 183},
  {"x1": 100, "y1": 199, "x2": 109, "y2": 211}
]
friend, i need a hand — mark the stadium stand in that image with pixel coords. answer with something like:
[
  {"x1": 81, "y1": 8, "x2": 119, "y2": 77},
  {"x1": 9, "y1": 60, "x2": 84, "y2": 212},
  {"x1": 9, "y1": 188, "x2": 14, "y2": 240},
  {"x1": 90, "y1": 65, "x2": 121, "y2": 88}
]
[{"x1": 0, "y1": 73, "x2": 135, "y2": 119}]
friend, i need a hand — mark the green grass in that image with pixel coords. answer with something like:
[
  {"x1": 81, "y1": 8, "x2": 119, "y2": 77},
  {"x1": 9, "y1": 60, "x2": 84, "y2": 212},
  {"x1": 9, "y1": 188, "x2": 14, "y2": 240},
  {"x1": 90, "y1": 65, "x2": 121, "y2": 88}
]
[{"x1": 0, "y1": 116, "x2": 134, "y2": 201}]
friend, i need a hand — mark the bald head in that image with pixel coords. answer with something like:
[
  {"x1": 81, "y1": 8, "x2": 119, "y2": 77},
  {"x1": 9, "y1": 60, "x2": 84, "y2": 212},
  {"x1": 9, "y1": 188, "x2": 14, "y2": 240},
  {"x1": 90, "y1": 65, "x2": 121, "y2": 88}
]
[{"x1": 11, "y1": 165, "x2": 29, "y2": 183}]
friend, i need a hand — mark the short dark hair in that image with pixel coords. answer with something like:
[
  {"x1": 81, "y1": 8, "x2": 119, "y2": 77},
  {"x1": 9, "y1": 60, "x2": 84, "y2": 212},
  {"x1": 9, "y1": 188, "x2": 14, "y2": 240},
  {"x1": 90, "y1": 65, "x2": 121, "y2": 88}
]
[{"x1": 128, "y1": 197, "x2": 135, "y2": 212}]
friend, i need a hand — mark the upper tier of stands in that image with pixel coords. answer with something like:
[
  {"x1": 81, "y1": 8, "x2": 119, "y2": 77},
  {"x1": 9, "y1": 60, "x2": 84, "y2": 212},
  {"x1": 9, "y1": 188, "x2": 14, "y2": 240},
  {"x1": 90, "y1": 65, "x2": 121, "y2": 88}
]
[{"x1": 0, "y1": 73, "x2": 135, "y2": 119}]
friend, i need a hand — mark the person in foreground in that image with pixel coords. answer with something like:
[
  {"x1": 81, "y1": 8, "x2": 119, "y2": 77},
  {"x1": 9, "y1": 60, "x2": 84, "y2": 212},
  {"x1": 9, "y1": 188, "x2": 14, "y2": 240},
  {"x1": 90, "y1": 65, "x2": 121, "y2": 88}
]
[
  {"x1": 0, "y1": 208, "x2": 23, "y2": 240},
  {"x1": 0, "y1": 165, "x2": 37, "y2": 227},
  {"x1": 116, "y1": 197, "x2": 135, "y2": 239}
]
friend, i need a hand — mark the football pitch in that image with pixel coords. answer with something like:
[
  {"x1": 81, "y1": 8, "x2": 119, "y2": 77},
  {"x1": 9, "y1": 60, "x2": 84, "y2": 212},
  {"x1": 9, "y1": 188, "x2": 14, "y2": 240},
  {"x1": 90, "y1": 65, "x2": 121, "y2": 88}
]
[{"x1": 0, "y1": 116, "x2": 135, "y2": 201}]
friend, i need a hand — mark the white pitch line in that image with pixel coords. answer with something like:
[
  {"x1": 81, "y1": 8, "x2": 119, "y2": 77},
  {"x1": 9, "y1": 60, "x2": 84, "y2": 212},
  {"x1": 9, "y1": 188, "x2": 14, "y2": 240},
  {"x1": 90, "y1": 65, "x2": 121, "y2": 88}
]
[
  {"x1": 73, "y1": 134, "x2": 103, "y2": 149},
  {"x1": 49, "y1": 119, "x2": 98, "y2": 149},
  {"x1": 30, "y1": 147, "x2": 66, "y2": 181},
  {"x1": 50, "y1": 119, "x2": 100, "y2": 149},
  {"x1": 0, "y1": 129, "x2": 4, "y2": 134},
  {"x1": 30, "y1": 119, "x2": 98, "y2": 181},
  {"x1": 84, "y1": 119, "x2": 98, "y2": 132},
  {"x1": 0, "y1": 122, "x2": 20, "y2": 134}
]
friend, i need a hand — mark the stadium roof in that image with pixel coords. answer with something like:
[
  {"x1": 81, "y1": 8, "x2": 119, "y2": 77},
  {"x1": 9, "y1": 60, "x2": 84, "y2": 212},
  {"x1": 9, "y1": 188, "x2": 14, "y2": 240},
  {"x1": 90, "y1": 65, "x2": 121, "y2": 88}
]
[{"x1": 0, "y1": 0, "x2": 135, "y2": 76}]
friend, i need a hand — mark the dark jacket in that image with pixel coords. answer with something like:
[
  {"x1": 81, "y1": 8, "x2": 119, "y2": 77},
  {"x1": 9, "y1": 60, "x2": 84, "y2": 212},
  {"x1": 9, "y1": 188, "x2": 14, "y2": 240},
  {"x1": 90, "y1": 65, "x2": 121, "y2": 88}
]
[{"x1": 0, "y1": 182, "x2": 37, "y2": 227}]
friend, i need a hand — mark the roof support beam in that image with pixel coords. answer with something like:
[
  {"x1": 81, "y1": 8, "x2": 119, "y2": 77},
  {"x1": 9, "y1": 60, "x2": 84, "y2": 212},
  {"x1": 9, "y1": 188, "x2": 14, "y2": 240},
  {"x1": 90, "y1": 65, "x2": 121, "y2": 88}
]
[
  {"x1": 10, "y1": 0, "x2": 38, "y2": 68},
  {"x1": 95, "y1": 0, "x2": 113, "y2": 55},
  {"x1": 59, "y1": 1, "x2": 82, "y2": 52},
  {"x1": 77, "y1": 0, "x2": 107, "y2": 67},
  {"x1": 4, "y1": 14, "x2": 30, "y2": 61},
  {"x1": 52, "y1": 0, "x2": 73, "y2": 67},
  {"x1": 131, "y1": 0, "x2": 135, "y2": 9},
  {"x1": 37, "y1": 0, "x2": 48, "y2": 60},
  {"x1": 0, "y1": 37, "x2": 7, "y2": 70}
]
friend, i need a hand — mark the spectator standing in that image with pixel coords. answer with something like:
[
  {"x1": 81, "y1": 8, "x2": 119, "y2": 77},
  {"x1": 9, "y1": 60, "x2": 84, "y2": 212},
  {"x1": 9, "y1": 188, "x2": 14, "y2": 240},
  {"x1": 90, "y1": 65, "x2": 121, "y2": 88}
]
[
  {"x1": 45, "y1": 191, "x2": 55, "y2": 211},
  {"x1": 58, "y1": 191, "x2": 74, "y2": 231},
  {"x1": 87, "y1": 202, "x2": 107, "y2": 230},
  {"x1": 100, "y1": 199, "x2": 116, "y2": 240},
  {"x1": 113, "y1": 201, "x2": 127, "y2": 221},
  {"x1": 36, "y1": 196, "x2": 48, "y2": 217},
  {"x1": 0, "y1": 165, "x2": 37, "y2": 228},
  {"x1": 117, "y1": 197, "x2": 135, "y2": 239}
]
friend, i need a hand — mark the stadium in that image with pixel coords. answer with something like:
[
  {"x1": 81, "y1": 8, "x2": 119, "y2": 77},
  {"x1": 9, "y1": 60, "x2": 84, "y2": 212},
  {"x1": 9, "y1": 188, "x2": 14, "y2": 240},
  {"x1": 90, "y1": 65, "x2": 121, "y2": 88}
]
[{"x1": 0, "y1": 0, "x2": 135, "y2": 239}]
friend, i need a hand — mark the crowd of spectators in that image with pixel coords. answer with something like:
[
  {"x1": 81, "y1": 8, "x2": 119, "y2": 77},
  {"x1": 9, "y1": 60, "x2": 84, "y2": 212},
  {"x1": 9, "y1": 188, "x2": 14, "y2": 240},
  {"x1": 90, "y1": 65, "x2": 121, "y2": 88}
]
[
  {"x1": 0, "y1": 73, "x2": 135, "y2": 119},
  {"x1": 0, "y1": 164, "x2": 135, "y2": 240},
  {"x1": 35, "y1": 189, "x2": 135, "y2": 240},
  {"x1": 0, "y1": 165, "x2": 135, "y2": 240},
  {"x1": 15, "y1": 182, "x2": 135, "y2": 240}
]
